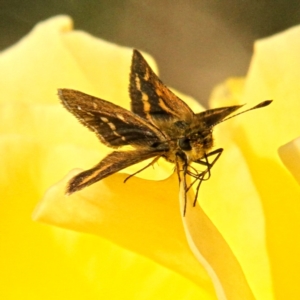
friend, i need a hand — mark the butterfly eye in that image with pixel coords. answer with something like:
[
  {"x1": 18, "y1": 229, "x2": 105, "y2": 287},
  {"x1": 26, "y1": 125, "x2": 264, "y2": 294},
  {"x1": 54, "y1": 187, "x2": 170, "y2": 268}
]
[{"x1": 178, "y1": 137, "x2": 192, "y2": 151}]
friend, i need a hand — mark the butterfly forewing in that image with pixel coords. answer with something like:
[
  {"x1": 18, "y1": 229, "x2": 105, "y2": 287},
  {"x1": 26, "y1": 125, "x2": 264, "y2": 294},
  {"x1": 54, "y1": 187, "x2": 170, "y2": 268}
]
[
  {"x1": 130, "y1": 50, "x2": 194, "y2": 124},
  {"x1": 59, "y1": 89, "x2": 166, "y2": 148}
]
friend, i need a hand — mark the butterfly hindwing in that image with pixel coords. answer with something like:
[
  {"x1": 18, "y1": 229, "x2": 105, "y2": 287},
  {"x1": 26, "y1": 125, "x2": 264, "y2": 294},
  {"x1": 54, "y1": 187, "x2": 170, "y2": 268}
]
[
  {"x1": 67, "y1": 149, "x2": 163, "y2": 194},
  {"x1": 195, "y1": 105, "x2": 244, "y2": 128},
  {"x1": 195, "y1": 100, "x2": 272, "y2": 128},
  {"x1": 59, "y1": 89, "x2": 166, "y2": 148}
]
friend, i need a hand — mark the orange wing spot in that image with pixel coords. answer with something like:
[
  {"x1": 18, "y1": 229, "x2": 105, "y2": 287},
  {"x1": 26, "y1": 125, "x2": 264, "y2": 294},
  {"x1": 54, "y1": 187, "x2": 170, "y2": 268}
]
[
  {"x1": 116, "y1": 113, "x2": 125, "y2": 121},
  {"x1": 79, "y1": 166, "x2": 109, "y2": 185},
  {"x1": 158, "y1": 98, "x2": 180, "y2": 118},
  {"x1": 107, "y1": 122, "x2": 116, "y2": 130},
  {"x1": 141, "y1": 92, "x2": 149, "y2": 102},
  {"x1": 144, "y1": 67, "x2": 150, "y2": 81},
  {"x1": 100, "y1": 117, "x2": 109, "y2": 123},
  {"x1": 135, "y1": 75, "x2": 141, "y2": 91},
  {"x1": 155, "y1": 88, "x2": 163, "y2": 96}
]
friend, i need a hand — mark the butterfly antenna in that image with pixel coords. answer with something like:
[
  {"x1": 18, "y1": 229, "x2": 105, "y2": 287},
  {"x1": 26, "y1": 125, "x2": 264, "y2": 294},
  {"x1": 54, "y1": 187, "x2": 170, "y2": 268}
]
[{"x1": 213, "y1": 100, "x2": 272, "y2": 127}]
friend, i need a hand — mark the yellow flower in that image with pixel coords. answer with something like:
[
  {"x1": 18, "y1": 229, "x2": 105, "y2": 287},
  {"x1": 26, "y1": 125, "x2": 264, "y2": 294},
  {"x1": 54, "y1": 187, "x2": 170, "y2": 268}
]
[
  {"x1": 0, "y1": 16, "x2": 212, "y2": 299},
  {"x1": 1, "y1": 15, "x2": 300, "y2": 299}
]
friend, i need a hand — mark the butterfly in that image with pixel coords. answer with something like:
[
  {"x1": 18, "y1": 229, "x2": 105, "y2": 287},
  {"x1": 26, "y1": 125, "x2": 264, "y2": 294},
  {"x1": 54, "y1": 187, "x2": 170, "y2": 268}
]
[{"x1": 59, "y1": 49, "x2": 272, "y2": 215}]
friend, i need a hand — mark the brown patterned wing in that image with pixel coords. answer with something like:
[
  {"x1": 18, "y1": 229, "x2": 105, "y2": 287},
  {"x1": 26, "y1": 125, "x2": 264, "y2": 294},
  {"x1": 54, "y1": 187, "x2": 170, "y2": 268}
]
[
  {"x1": 196, "y1": 100, "x2": 273, "y2": 128},
  {"x1": 59, "y1": 89, "x2": 166, "y2": 148},
  {"x1": 195, "y1": 105, "x2": 244, "y2": 128},
  {"x1": 130, "y1": 50, "x2": 194, "y2": 124},
  {"x1": 66, "y1": 149, "x2": 163, "y2": 194}
]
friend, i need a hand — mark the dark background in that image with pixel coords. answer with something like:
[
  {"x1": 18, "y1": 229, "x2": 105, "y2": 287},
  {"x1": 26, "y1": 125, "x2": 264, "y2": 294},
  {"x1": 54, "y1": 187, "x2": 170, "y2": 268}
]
[{"x1": 1, "y1": 0, "x2": 300, "y2": 106}]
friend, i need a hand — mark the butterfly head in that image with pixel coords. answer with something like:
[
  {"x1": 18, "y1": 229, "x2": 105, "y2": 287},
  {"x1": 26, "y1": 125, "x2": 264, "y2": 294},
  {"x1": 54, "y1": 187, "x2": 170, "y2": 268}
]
[{"x1": 173, "y1": 100, "x2": 272, "y2": 163}]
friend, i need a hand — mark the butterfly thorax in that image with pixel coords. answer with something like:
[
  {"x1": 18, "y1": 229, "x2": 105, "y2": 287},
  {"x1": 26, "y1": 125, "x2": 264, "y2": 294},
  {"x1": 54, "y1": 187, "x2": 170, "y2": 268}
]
[{"x1": 157, "y1": 117, "x2": 214, "y2": 164}]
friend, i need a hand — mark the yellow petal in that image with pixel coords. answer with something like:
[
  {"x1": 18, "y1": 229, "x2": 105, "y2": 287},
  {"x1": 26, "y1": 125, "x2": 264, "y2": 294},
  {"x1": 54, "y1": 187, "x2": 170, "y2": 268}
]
[
  {"x1": 209, "y1": 77, "x2": 245, "y2": 108},
  {"x1": 34, "y1": 168, "x2": 216, "y2": 295},
  {"x1": 240, "y1": 26, "x2": 300, "y2": 158},
  {"x1": 0, "y1": 15, "x2": 156, "y2": 106},
  {"x1": 0, "y1": 134, "x2": 213, "y2": 299},
  {"x1": 236, "y1": 27, "x2": 300, "y2": 300},
  {"x1": 186, "y1": 141, "x2": 272, "y2": 300},
  {"x1": 278, "y1": 136, "x2": 300, "y2": 185},
  {"x1": 209, "y1": 26, "x2": 300, "y2": 299}
]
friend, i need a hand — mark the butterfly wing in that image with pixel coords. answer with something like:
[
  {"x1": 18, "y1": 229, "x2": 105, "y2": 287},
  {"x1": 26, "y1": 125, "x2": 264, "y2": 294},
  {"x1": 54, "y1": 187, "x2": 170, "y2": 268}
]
[
  {"x1": 195, "y1": 100, "x2": 273, "y2": 128},
  {"x1": 59, "y1": 89, "x2": 166, "y2": 148},
  {"x1": 130, "y1": 50, "x2": 194, "y2": 125},
  {"x1": 66, "y1": 149, "x2": 164, "y2": 194},
  {"x1": 195, "y1": 105, "x2": 244, "y2": 128}
]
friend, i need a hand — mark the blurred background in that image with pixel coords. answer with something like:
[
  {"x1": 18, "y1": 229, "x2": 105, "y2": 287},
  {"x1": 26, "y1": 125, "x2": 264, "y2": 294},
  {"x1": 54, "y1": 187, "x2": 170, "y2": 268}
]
[{"x1": 1, "y1": 0, "x2": 300, "y2": 106}]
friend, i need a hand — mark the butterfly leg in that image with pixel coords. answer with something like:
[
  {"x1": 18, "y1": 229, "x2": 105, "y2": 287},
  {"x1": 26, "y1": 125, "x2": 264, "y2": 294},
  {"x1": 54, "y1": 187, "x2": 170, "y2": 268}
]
[
  {"x1": 192, "y1": 148, "x2": 223, "y2": 206},
  {"x1": 194, "y1": 148, "x2": 223, "y2": 180},
  {"x1": 124, "y1": 155, "x2": 161, "y2": 183},
  {"x1": 175, "y1": 152, "x2": 189, "y2": 216},
  {"x1": 182, "y1": 161, "x2": 189, "y2": 216},
  {"x1": 187, "y1": 148, "x2": 223, "y2": 192}
]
